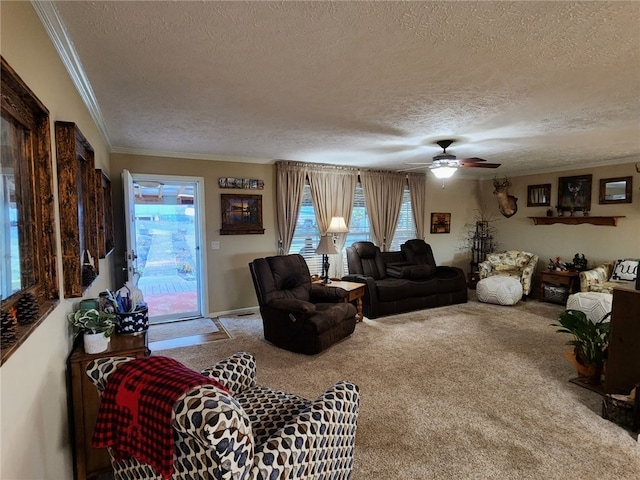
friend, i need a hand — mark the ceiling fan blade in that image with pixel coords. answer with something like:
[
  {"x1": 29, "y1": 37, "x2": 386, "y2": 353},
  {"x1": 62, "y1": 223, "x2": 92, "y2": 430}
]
[
  {"x1": 405, "y1": 162, "x2": 433, "y2": 165},
  {"x1": 459, "y1": 157, "x2": 487, "y2": 163},
  {"x1": 399, "y1": 164, "x2": 432, "y2": 172},
  {"x1": 460, "y1": 162, "x2": 501, "y2": 168}
]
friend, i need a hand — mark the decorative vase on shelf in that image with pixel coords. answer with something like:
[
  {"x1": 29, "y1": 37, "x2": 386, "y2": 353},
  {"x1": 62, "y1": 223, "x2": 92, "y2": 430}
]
[{"x1": 83, "y1": 332, "x2": 110, "y2": 354}]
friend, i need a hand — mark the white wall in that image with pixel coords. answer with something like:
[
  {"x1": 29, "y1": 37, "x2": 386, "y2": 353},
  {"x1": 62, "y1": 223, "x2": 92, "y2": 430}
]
[
  {"x1": 110, "y1": 153, "x2": 277, "y2": 314},
  {"x1": 1, "y1": 3, "x2": 114, "y2": 479},
  {"x1": 477, "y1": 163, "x2": 640, "y2": 294}
]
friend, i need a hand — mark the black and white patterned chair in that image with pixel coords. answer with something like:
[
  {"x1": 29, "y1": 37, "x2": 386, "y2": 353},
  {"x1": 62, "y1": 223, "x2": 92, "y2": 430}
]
[{"x1": 86, "y1": 352, "x2": 360, "y2": 480}]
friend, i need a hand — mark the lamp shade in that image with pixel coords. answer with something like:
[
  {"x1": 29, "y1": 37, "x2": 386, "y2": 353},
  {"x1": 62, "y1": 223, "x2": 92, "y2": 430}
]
[
  {"x1": 327, "y1": 216, "x2": 349, "y2": 233},
  {"x1": 315, "y1": 235, "x2": 338, "y2": 255}
]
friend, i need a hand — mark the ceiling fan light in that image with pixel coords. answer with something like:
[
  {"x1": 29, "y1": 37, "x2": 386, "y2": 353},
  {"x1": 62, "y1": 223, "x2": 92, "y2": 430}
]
[{"x1": 431, "y1": 166, "x2": 458, "y2": 179}]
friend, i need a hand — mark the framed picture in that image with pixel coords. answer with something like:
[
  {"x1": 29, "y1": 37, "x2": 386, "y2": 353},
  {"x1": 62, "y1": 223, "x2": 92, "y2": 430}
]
[
  {"x1": 599, "y1": 176, "x2": 632, "y2": 204},
  {"x1": 557, "y1": 174, "x2": 592, "y2": 212},
  {"x1": 218, "y1": 177, "x2": 264, "y2": 190},
  {"x1": 220, "y1": 194, "x2": 265, "y2": 235},
  {"x1": 430, "y1": 212, "x2": 451, "y2": 234},
  {"x1": 527, "y1": 184, "x2": 551, "y2": 207}
]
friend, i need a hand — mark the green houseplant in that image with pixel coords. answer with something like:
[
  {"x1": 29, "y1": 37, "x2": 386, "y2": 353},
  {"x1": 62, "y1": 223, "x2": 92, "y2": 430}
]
[
  {"x1": 68, "y1": 309, "x2": 118, "y2": 354},
  {"x1": 551, "y1": 309, "x2": 610, "y2": 383}
]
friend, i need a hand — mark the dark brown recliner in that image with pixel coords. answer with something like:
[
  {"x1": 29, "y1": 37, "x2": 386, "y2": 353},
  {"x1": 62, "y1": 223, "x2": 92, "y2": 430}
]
[{"x1": 249, "y1": 254, "x2": 357, "y2": 354}]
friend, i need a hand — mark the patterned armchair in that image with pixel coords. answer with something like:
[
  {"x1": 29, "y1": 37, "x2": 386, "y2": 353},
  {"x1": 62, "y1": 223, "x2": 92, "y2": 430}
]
[
  {"x1": 580, "y1": 259, "x2": 639, "y2": 293},
  {"x1": 479, "y1": 250, "x2": 539, "y2": 297},
  {"x1": 86, "y1": 352, "x2": 360, "y2": 480}
]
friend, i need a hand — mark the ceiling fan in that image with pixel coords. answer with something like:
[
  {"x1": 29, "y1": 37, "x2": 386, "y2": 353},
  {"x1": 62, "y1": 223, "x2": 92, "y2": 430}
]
[{"x1": 404, "y1": 140, "x2": 501, "y2": 178}]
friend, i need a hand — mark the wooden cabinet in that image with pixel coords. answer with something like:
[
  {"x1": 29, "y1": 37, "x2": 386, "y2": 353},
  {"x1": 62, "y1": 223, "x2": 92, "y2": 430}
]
[
  {"x1": 68, "y1": 333, "x2": 149, "y2": 480},
  {"x1": 604, "y1": 287, "x2": 640, "y2": 395}
]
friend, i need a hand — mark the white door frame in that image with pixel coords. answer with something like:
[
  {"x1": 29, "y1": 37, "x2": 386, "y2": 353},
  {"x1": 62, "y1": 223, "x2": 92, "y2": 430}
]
[{"x1": 126, "y1": 172, "x2": 208, "y2": 318}]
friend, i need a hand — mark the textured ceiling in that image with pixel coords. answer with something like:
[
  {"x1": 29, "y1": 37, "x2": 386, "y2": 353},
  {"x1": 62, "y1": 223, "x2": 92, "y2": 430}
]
[{"x1": 49, "y1": 1, "x2": 640, "y2": 176}]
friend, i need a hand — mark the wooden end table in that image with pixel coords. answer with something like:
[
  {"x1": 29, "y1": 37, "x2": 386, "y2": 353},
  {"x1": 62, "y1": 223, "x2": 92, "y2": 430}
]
[
  {"x1": 316, "y1": 280, "x2": 366, "y2": 322},
  {"x1": 68, "y1": 332, "x2": 149, "y2": 480},
  {"x1": 539, "y1": 270, "x2": 580, "y2": 303}
]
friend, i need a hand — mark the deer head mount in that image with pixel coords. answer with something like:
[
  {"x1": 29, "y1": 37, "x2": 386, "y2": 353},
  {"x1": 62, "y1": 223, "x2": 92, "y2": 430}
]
[{"x1": 493, "y1": 176, "x2": 518, "y2": 218}]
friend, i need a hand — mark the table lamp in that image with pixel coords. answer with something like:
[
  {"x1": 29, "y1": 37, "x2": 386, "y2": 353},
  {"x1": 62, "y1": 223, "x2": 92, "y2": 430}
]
[{"x1": 315, "y1": 235, "x2": 338, "y2": 284}]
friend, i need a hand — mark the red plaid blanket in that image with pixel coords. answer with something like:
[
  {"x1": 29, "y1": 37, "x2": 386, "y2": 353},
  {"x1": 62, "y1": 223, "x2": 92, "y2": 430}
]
[{"x1": 92, "y1": 356, "x2": 229, "y2": 479}]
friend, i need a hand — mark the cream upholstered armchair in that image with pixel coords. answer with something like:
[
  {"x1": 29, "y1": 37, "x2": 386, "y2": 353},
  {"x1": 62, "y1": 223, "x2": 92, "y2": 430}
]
[
  {"x1": 580, "y1": 259, "x2": 639, "y2": 293},
  {"x1": 86, "y1": 352, "x2": 360, "y2": 480},
  {"x1": 478, "y1": 250, "x2": 539, "y2": 298}
]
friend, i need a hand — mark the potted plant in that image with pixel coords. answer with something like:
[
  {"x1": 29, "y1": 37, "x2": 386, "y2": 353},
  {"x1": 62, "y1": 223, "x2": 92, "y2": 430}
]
[
  {"x1": 68, "y1": 308, "x2": 118, "y2": 354},
  {"x1": 551, "y1": 309, "x2": 610, "y2": 384}
]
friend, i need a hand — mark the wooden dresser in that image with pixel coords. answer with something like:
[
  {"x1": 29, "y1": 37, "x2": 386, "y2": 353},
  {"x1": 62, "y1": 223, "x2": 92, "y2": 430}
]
[
  {"x1": 604, "y1": 287, "x2": 640, "y2": 395},
  {"x1": 68, "y1": 333, "x2": 149, "y2": 480}
]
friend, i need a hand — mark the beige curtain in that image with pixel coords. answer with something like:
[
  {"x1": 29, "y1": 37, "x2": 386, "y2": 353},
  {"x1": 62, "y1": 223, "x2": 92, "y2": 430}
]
[
  {"x1": 408, "y1": 172, "x2": 427, "y2": 239},
  {"x1": 307, "y1": 164, "x2": 358, "y2": 278},
  {"x1": 275, "y1": 161, "x2": 307, "y2": 254},
  {"x1": 360, "y1": 170, "x2": 405, "y2": 251}
]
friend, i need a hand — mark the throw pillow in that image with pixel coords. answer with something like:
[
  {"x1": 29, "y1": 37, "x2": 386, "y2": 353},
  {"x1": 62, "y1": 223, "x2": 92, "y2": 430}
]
[
  {"x1": 495, "y1": 264, "x2": 517, "y2": 272},
  {"x1": 609, "y1": 259, "x2": 639, "y2": 282}
]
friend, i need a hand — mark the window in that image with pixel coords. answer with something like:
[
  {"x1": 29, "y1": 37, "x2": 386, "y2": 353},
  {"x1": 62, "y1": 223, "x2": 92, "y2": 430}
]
[
  {"x1": 288, "y1": 184, "x2": 322, "y2": 275},
  {"x1": 342, "y1": 184, "x2": 371, "y2": 271},
  {"x1": 288, "y1": 181, "x2": 416, "y2": 277},
  {"x1": 289, "y1": 183, "x2": 373, "y2": 276},
  {"x1": 1, "y1": 56, "x2": 58, "y2": 365},
  {"x1": 389, "y1": 186, "x2": 415, "y2": 251},
  {"x1": 344, "y1": 183, "x2": 372, "y2": 247}
]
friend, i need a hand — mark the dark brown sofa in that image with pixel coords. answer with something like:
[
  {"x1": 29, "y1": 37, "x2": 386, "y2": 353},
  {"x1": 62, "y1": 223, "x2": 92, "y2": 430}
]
[
  {"x1": 343, "y1": 239, "x2": 467, "y2": 319},
  {"x1": 249, "y1": 254, "x2": 357, "y2": 354}
]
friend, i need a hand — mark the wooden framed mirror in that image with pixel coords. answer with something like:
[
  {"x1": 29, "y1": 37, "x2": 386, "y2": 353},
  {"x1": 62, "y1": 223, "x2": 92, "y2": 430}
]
[
  {"x1": 1, "y1": 56, "x2": 59, "y2": 365},
  {"x1": 96, "y1": 169, "x2": 114, "y2": 258},
  {"x1": 527, "y1": 184, "x2": 551, "y2": 207},
  {"x1": 56, "y1": 121, "x2": 99, "y2": 296},
  {"x1": 599, "y1": 176, "x2": 632, "y2": 204}
]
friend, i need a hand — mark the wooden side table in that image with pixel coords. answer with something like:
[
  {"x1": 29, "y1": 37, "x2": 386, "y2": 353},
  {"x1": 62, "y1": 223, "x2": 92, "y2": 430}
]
[
  {"x1": 317, "y1": 280, "x2": 366, "y2": 322},
  {"x1": 467, "y1": 271, "x2": 480, "y2": 289},
  {"x1": 539, "y1": 270, "x2": 580, "y2": 303},
  {"x1": 68, "y1": 333, "x2": 149, "y2": 480}
]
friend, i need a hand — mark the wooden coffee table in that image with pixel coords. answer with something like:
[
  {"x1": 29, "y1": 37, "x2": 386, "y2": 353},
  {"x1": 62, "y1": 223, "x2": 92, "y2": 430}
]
[{"x1": 318, "y1": 280, "x2": 366, "y2": 322}]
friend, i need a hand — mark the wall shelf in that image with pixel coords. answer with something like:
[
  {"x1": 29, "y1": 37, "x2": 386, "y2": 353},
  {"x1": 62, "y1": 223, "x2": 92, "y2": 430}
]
[{"x1": 528, "y1": 216, "x2": 625, "y2": 226}]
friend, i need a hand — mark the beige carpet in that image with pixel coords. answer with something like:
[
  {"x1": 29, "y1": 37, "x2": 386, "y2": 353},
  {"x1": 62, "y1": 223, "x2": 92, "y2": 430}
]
[{"x1": 154, "y1": 295, "x2": 640, "y2": 479}]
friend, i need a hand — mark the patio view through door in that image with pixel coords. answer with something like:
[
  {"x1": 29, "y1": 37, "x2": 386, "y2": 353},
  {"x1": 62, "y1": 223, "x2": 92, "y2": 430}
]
[{"x1": 123, "y1": 170, "x2": 207, "y2": 324}]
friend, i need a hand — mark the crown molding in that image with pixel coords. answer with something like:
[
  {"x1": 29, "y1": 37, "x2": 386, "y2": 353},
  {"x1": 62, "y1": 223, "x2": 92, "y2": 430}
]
[
  {"x1": 110, "y1": 146, "x2": 274, "y2": 164},
  {"x1": 31, "y1": 1, "x2": 112, "y2": 149}
]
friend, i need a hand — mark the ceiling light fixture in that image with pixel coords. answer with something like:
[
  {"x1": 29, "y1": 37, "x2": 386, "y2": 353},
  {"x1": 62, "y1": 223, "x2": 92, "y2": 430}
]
[
  {"x1": 430, "y1": 159, "x2": 459, "y2": 179},
  {"x1": 430, "y1": 165, "x2": 458, "y2": 179}
]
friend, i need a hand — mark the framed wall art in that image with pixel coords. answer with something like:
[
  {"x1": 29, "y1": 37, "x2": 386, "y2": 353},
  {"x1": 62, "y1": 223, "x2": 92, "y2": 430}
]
[
  {"x1": 557, "y1": 174, "x2": 592, "y2": 212},
  {"x1": 218, "y1": 177, "x2": 264, "y2": 190},
  {"x1": 430, "y1": 212, "x2": 451, "y2": 234},
  {"x1": 220, "y1": 194, "x2": 265, "y2": 235},
  {"x1": 527, "y1": 184, "x2": 551, "y2": 207},
  {"x1": 599, "y1": 176, "x2": 632, "y2": 204}
]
